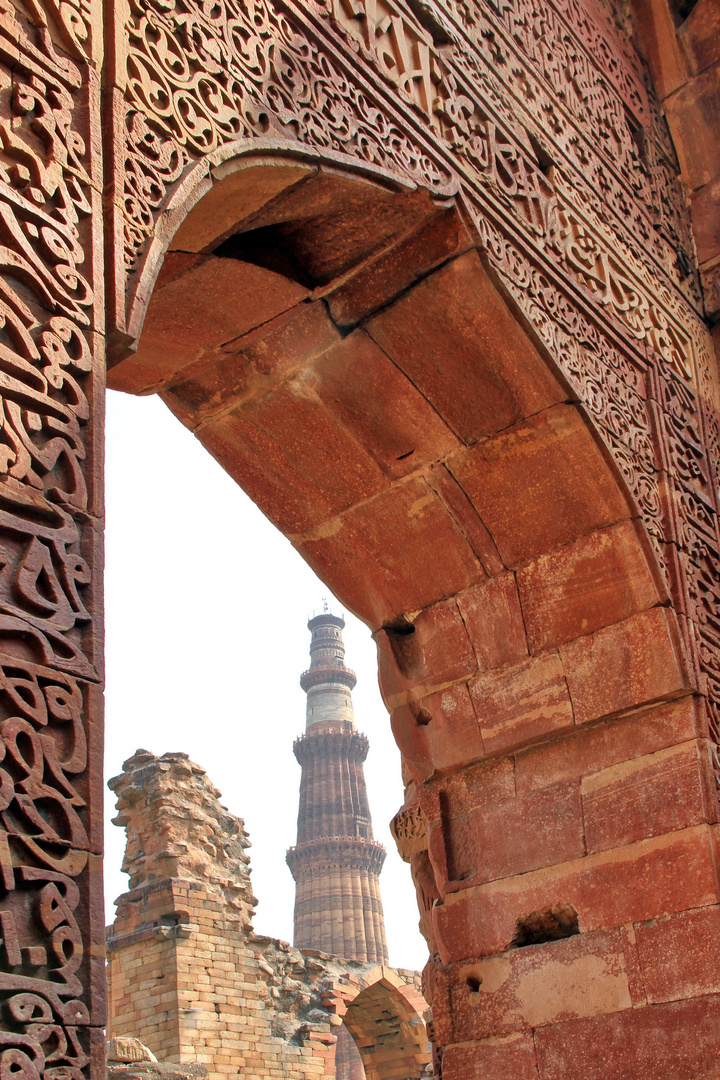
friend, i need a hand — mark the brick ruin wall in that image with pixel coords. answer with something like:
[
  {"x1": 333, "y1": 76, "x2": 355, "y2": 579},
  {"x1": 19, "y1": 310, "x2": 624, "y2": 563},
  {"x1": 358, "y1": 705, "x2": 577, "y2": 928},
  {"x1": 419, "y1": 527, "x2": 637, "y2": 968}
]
[{"x1": 105, "y1": 751, "x2": 431, "y2": 1080}]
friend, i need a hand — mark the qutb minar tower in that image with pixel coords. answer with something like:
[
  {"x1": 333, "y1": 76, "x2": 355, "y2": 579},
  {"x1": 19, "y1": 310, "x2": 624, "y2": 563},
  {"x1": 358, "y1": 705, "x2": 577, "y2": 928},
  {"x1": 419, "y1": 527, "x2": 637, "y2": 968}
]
[{"x1": 287, "y1": 608, "x2": 388, "y2": 1078}]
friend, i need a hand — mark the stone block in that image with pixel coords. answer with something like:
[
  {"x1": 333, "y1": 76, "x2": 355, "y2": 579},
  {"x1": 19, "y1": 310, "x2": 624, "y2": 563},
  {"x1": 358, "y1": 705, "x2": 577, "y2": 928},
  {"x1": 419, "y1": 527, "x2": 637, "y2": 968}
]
[
  {"x1": 390, "y1": 683, "x2": 485, "y2": 779},
  {"x1": 447, "y1": 404, "x2": 630, "y2": 566},
  {"x1": 560, "y1": 607, "x2": 690, "y2": 725},
  {"x1": 469, "y1": 652, "x2": 574, "y2": 756},
  {"x1": 312, "y1": 330, "x2": 460, "y2": 480},
  {"x1": 198, "y1": 407, "x2": 373, "y2": 537},
  {"x1": 162, "y1": 301, "x2": 340, "y2": 424},
  {"x1": 325, "y1": 208, "x2": 472, "y2": 327},
  {"x1": 690, "y1": 176, "x2": 720, "y2": 265},
  {"x1": 432, "y1": 826, "x2": 720, "y2": 962},
  {"x1": 225, "y1": 172, "x2": 431, "y2": 285},
  {"x1": 110, "y1": 259, "x2": 308, "y2": 394},
  {"x1": 435, "y1": 926, "x2": 642, "y2": 1043},
  {"x1": 428, "y1": 781, "x2": 584, "y2": 890},
  {"x1": 581, "y1": 740, "x2": 716, "y2": 854},
  {"x1": 441, "y1": 1034, "x2": 538, "y2": 1080},
  {"x1": 514, "y1": 697, "x2": 702, "y2": 793},
  {"x1": 375, "y1": 598, "x2": 476, "y2": 705},
  {"x1": 427, "y1": 464, "x2": 504, "y2": 576},
  {"x1": 422, "y1": 758, "x2": 517, "y2": 826},
  {"x1": 679, "y1": 0, "x2": 720, "y2": 75},
  {"x1": 457, "y1": 574, "x2": 528, "y2": 673},
  {"x1": 233, "y1": 379, "x2": 386, "y2": 509},
  {"x1": 665, "y1": 63, "x2": 720, "y2": 191},
  {"x1": 169, "y1": 162, "x2": 315, "y2": 252},
  {"x1": 516, "y1": 520, "x2": 660, "y2": 653},
  {"x1": 365, "y1": 251, "x2": 565, "y2": 444},
  {"x1": 636, "y1": 905, "x2": 720, "y2": 1003},
  {"x1": 298, "y1": 479, "x2": 484, "y2": 628},
  {"x1": 533, "y1": 995, "x2": 720, "y2": 1079}
]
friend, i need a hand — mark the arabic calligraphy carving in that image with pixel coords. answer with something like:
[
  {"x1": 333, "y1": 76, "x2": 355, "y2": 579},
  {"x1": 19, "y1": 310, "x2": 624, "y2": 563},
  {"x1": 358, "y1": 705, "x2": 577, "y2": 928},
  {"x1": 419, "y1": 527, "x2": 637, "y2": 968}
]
[
  {"x1": 0, "y1": 656, "x2": 94, "y2": 1080},
  {"x1": 121, "y1": 0, "x2": 455, "y2": 272},
  {"x1": 0, "y1": 0, "x2": 101, "y2": 1072}
]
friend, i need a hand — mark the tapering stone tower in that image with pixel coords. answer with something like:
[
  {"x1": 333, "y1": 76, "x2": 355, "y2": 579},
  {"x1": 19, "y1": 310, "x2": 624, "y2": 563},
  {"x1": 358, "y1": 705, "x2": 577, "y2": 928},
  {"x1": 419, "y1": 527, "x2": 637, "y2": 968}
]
[{"x1": 287, "y1": 610, "x2": 388, "y2": 964}]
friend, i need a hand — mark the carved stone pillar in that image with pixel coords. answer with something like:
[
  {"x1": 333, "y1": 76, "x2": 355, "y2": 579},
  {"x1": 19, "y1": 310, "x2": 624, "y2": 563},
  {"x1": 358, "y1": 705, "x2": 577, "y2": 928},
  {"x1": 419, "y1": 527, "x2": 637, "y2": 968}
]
[{"x1": 0, "y1": 0, "x2": 105, "y2": 1076}]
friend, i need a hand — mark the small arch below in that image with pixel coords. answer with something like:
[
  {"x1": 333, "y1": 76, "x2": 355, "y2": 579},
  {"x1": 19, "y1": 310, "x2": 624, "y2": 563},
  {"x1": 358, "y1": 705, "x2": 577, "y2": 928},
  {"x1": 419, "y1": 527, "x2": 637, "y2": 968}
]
[{"x1": 341, "y1": 975, "x2": 431, "y2": 1080}]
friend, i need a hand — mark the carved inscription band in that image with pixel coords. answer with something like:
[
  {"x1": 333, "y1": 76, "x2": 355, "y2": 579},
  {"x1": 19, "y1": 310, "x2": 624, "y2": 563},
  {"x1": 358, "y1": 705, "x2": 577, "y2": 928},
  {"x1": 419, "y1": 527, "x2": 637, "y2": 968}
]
[{"x1": 0, "y1": 0, "x2": 102, "y2": 1075}]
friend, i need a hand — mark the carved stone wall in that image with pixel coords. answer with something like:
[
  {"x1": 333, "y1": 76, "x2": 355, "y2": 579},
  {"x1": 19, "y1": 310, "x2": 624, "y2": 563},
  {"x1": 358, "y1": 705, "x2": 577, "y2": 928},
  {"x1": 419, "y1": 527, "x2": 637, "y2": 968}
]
[
  {"x1": 0, "y1": 0, "x2": 718, "y2": 1074},
  {"x1": 0, "y1": 0, "x2": 105, "y2": 1075},
  {"x1": 106, "y1": 751, "x2": 431, "y2": 1080}
]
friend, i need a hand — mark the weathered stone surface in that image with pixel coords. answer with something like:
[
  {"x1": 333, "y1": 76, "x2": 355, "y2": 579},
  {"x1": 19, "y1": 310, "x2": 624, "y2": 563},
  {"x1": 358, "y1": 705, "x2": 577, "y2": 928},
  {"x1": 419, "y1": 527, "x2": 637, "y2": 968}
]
[
  {"x1": 366, "y1": 252, "x2": 566, "y2": 444},
  {"x1": 433, "y1": 826, "x2": 720, "y2": 962},
  {"x1": 534, "y1": 995, "x2": 720, "y2": 1079},
  {"x1": 325, "y1": 208, "x2": 473, "y2": 328},
  {"x1": 635, "y1": 904, "x2": 720, "y2": 1006},
  {"x1": 665, "y1": 67, "x2": 720, "y2": 192},
  {"x1": 516, "y1": 520, "x2": 660, "y2": 652},
  {"x1": 312, "y1": 330, "x2": 461, "y2": 480},
  {"x1": 434, "y1": 926, "x2": 643, "y2": 1043},
  {"x1": 110, "y1": 260, "x2": 309, "y2": 394},
  {"x1": 162, "y1": 301, "x2": 341, "y2": 425},
  {"x1": 428, "y1": 781, "x2": 584, "y2": 891},
  {"x1": 581, "y1": 740, "x2": 717, "y2": 853},
  {"x1": 457, "y1": 574, "x2": 528, "y2": 674},
  {"x1": 427, "y1": 465, "x2": 505, "y2": 577},
  {"x1": 420, "y1": 758, "x2": 517, "y2": 823},
  {"x1": 168, "y1": 162, "x2": 314, "y2": 252},
  {"x1": 297, "y1": 480, "x2": 484, "y2": 627},
  {"x1": 206, "y1": 378, "x2": 389, "y2": 525},
  {"x1": 469, "y1": 652, "x2": 574, "y2": 756},
  {"x1": 442, "y1": 1035, "x2": 539, "y2": 1080},
  {"x1": 391, "y1": 683, "x2": 485, "y2": 780},
  {"x1": 514, "y1": 697, "x2": 702, "y2": 793},
  {"x1": 560, "y1": 608, "x2": 690, "y2": 724},
  {"x1": 447, "y1": 405, "x2": 631, "y2": 566},
  {"x1": 375, "y1": 598, "x2": 476, "y2": 705}
]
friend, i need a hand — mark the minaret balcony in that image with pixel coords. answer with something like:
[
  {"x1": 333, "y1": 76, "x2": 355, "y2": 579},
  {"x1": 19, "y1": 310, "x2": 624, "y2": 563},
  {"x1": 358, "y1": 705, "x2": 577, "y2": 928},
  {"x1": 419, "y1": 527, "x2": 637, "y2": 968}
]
[
  {"x1": 293, "y1": 726, "x2": 369, "y2": 764},
  {"x1": 300, "y1": 665, "x2": 357, "y2": 692},
  {"x1": 286, "y1": 835, "x2": 387, "y2": 877}
]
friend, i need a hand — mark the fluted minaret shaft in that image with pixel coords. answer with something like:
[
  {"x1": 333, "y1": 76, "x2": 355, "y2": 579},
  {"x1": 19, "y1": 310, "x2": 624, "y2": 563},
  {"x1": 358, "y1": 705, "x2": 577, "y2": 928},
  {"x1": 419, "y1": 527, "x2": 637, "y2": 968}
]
[{"x1": 287, "y1": 612, "x2": 388, "y2": 965}]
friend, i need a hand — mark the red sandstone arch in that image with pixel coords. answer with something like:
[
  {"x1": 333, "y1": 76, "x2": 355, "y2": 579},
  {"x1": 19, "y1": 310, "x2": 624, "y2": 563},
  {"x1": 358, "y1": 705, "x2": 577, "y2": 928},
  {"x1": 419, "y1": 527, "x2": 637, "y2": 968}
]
[
  {"x1": 108, "y1": 151, "x2": 708, "y2": 1076},
  {"x1": 337, "y1": 967, "x2": 431, "y2": 1080}
]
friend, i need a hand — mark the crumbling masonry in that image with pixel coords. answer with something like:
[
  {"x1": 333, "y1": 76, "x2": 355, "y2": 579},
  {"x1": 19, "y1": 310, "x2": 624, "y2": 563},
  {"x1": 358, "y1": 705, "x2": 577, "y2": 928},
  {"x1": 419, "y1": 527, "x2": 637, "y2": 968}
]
[{"x1": 105, "y1": 751, "x2": 430, "y2": 1079}]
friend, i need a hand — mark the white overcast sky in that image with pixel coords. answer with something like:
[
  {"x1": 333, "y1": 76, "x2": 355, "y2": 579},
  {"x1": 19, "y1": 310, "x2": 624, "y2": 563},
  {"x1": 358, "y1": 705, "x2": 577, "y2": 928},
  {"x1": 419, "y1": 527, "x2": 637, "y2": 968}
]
[{"x1": 104, "y1": 389, "x2": 428, "y2": 972}]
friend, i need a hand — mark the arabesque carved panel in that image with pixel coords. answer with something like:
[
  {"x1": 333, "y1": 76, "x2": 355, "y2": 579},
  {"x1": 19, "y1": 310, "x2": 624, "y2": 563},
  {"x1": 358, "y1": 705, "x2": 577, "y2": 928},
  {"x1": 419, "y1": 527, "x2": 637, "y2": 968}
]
[{"x1": 0, "y1": 0, "x2": 103, "y2": 1074}]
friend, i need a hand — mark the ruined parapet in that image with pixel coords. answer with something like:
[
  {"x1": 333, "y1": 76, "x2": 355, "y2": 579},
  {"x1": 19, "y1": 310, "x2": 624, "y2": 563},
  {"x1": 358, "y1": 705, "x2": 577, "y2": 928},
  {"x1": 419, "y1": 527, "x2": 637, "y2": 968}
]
[
  {"x1": 106, "y1": 751, "x2": 431, "y2": 1080},
  {"x1": 108, "y1": 750, "x2": 256, "y2": 929}
]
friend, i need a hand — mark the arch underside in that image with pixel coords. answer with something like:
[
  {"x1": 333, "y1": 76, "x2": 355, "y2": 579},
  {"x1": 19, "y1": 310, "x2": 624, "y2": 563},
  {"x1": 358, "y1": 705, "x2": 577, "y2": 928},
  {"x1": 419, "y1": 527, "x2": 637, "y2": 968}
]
[{"x1": 107, "y1": 154, "x2": 718, "y2": 1072}]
